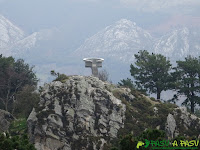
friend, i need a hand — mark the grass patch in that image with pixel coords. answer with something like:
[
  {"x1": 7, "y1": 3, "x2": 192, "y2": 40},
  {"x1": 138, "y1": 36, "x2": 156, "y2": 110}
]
[{"x1": 9, "y1": 118, "x2": 27, "y2": 135}]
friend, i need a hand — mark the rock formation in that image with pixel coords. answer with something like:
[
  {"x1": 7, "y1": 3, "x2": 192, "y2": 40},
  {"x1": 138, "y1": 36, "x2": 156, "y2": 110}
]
[
  {"x1": 165, "y1": 107, "x2": 200, "y2": 139},
  {"x1": 27, "y1": 75, "x2": 200, "y2": 150},
  {"x1": 27, "y1": 76, "x2": 126, "y2": 150}
]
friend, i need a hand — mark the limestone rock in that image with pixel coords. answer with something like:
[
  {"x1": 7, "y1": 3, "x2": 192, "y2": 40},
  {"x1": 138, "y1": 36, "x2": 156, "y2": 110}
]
[
  {"x1": 165, "y1": 113, "x2": 177, "y2": 138},
  {"x1": 28, "y1": 76, "x2": 126, "y2": 150},
  {"x1": 165, "y1": 107, "x2": 200, "y2": 138}
]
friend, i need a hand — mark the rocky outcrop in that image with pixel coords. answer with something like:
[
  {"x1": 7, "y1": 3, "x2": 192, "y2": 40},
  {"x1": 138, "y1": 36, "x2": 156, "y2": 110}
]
[
  {"x1": 27, "y1": 75, "x2": 200, "y2": 150},
  {"x1": 165, "y1": 113, "x2": 178, "y2": 138},
  {"x1": 0, "y1": 109, "x2": 15, "y2": 132},
  {"x1": 27, "y1": 76, "x2": 126, "y2": 150},
  {"x1": 165, "y1": 107, "x2": 200, "y2": 138}
]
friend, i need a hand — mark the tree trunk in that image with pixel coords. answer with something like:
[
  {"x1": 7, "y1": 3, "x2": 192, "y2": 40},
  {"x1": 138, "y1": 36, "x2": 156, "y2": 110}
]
[
  {"x1": 191, "y1": 91, "x2": 195, "y2": 113},
  {"x1": 157, "y1": 91, "x2": 161, "y2": 100},
  {"x1": 191, "y1": 90, "x2": 195, "y2": 113},
  {"x1": 191, "y1": 100, "x2": 194, "y2": 113},
  {"x1": 156, "y1": 87, "x2": 161, "y2": 99}
]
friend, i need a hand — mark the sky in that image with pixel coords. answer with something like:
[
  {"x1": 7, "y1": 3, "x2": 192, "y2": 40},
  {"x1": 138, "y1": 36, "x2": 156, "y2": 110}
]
[{"x1": 0, "y1": 0, "x2": 199, "y2": 37}]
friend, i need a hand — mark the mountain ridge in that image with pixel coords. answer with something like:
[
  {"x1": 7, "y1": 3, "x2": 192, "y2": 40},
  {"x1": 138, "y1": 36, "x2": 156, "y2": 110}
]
[
  {"x1": 0, "y1": 15, "x2": 200, "y2": 83},
  {"x1": 74, "y1": 19, "x2": 154, "y2": 63},
  {"x1": 0, "y1": 15, "x2": 25, "y2": 56}
]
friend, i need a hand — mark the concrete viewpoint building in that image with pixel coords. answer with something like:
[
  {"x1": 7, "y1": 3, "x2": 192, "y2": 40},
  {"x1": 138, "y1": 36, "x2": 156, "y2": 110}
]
[{"x1": 83, "y1": 58, "x2": 104, "y2": 77}]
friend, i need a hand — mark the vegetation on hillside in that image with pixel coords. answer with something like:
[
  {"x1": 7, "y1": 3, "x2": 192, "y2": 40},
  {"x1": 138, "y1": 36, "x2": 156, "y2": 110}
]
[
  {"x1": 0, "y1": 55, "x2": 39, "y2": 149},
  {"x1": 0, "y1": 133, "x2": 36, "y2": 150},
  {"x1": 129, "y1": 50, "x2": 200, "y2": 113},
  {"x1": 0, "y1": 55, "x2": 39, "y2": 115},
  {"x1": 112, "y1": 88, "x2": 179, "y2": 136},
  {"x1": 106, "y1": 129, "x2": 200, "y2": 150},
  {"x1": 50, "y1": 70, "x2": 69, "y2": 83}
]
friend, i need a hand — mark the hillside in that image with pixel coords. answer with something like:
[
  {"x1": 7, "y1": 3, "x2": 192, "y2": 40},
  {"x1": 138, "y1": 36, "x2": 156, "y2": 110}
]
[{"x1": 27, "y1": 75, "x2": 200, "y2": 150}]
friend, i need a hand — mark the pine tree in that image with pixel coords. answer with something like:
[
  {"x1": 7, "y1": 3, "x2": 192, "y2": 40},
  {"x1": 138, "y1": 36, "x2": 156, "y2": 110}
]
[
  {"x1": 130, "y1": 50, "x2": 172, "y2": 99},
  {"x1": 172, "y1": 56, "x2": 200, "y2": 113}
]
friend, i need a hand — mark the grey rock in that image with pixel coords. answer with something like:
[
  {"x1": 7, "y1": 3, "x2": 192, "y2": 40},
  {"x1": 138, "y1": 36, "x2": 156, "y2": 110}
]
[
  {"x1": 165, "y1": 107, "x2": 200, "y2": 138},
  {"x1": 153, "y1": 107, "x2": 158, "y2": 115},
  {"x1": 165, "y1": 113, "x2": 177, "y2": 138},
  {"x1": 28, "y1": 76, "x2": 126, "y2": 150}
]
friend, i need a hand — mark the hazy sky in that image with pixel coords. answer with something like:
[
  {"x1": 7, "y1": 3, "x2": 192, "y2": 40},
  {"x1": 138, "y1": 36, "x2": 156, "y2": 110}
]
[{"x1": 1, "y1": 0, "x2": 199, "y2": 36}]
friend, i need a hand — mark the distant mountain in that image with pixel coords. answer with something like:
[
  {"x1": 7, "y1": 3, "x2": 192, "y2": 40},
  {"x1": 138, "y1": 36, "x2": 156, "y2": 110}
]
[
  {"x1": 0, "y1": 15, "x2": 24, "y2": 56},
  {"x1": 74, "y1": 19, "x2": 154, "y2": 63},
  {"x1": 0, "y1": 15, "x2": 57, "y2": 58},
  {"x1": 0, "y1": 15, "x2": 62, "y2": 84},
  {"x1": 154, "y1": 27, "x2": 200, "y2": 63},
  {"x1": 9, "y1": 29, "x2": 56, "y2": 58},
  {"x1": 1, "y1": 15, "x2": 200, "y2": 84},
  {"x1": 75, "y1": 20, "x2": 200, "y2": 65},
  {"x1": 73, "y1": 20, "x2": 200, "y2": 82}
]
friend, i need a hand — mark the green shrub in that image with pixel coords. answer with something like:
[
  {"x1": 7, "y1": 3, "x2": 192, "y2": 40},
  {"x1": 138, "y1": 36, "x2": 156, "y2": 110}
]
[
  {"x1": 14, "y1": 86, "x2": 40, "y2": 118},
  {"x1": 54, "y1": 74, "x2": 69, "y2": 83},
  {"x1": 50, "y1": 70, "x2": 69, "y2": 83},
  {"x1": 0, "y1": 133, "x2": 36, "y2": 150},
  {"x1": 9, "y1": 118, "x2": 27, "y2": 136}
]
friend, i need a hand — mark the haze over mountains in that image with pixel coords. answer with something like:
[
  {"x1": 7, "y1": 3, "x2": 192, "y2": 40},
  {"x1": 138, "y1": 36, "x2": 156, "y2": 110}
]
[{"x1": 0, "y1": 14, "x2": 200, "y2": 85}]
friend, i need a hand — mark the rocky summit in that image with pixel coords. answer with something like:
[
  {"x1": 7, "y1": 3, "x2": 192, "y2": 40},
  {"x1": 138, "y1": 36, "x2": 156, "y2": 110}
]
[
  {"x1": 27, "y1": 76, "x2": 200, "y2": 150},
  {"x1": 27, "y1": 76, "x2": 126, "y2": 150}
]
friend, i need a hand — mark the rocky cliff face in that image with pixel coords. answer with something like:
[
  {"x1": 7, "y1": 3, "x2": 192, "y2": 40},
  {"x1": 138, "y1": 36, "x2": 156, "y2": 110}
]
[
  {"x1": 27, "y1": 76, "x2": 200, "y2": 150},
  {"x1": 27, "y1": 76, "x2": 126, "y2": 150}
]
